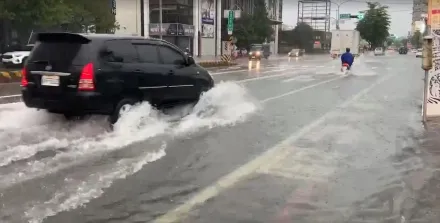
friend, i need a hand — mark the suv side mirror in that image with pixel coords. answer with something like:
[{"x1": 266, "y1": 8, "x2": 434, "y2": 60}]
[{"x1": 187, "y1": 56, "x2": 195, "y2": 66}]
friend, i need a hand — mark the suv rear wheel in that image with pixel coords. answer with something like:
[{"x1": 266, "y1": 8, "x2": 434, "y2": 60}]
[{"x1": 109, "y1": 98, "x2": 139, "y2": 124}]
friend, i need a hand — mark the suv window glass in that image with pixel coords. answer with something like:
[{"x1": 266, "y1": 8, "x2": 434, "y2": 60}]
[
  {"x1": 28, "y1": 41, "x2": 89, "y2": 66},
  {"x1": 104, "y1": 40, "x2": 138, "y2": 63},
  {"x1": 134, "y1": 44, "x2": 159, "y2": 63},
  {"x1": 158, "y1": 45, "x2": 184, "y2": 64}
]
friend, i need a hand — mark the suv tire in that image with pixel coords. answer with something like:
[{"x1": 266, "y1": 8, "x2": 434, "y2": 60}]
[{"x1": 110, "y1": 98, "x2": 139, "y2": 124}]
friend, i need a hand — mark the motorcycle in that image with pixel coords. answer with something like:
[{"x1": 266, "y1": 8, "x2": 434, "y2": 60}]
[{"x1": 341, "y1": 63, "x2": 350, "y2": 74}]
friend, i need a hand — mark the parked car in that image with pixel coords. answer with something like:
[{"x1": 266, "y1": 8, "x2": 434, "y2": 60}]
[
  {"x1": 416, "y1": 48, "x2": 423, "y2": 58},
  {"x1": 1, "y1": 44, "x2": 34, "y2": 68},
  {"x1": 374, "y1": 47, "x2": 385, "y2": 56},
  {"x1": 288, "y1": 48, "x2": 304, "y2": 57},
  {"x1": 21, "y1": 33, "x2": 214, "y2": 124}
]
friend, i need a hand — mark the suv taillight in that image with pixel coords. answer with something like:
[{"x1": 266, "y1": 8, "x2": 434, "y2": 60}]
[
  {"x1": 21, "y1": 67, "x2": 28, "y2": 87},
  {"x1": 78, "y1": 63, "x2": 95, "y2": 91}
]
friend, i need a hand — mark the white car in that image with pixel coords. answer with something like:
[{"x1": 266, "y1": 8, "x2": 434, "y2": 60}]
[
  {"x1": 374, "y1": 47, "x2": 385, "y2": 56},
  {"x1": 416, "y1": 49, "x2": 423, "y2": 58},
  {"x1": 1, "y1": 44, "x2": 34, "y2": 67}
]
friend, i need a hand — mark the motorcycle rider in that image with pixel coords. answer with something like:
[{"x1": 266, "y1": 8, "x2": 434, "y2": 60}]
[{"x1": 341, "y1": 47, "x2": 354, "y2": 71}]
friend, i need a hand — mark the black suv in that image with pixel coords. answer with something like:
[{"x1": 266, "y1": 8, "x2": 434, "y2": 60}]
[
  {"x1": 398, "y1": 47, "x2": 408, "y2": 55},
  {"x1": 21, "y1": 33, "x2": 214, "y2": 123}
]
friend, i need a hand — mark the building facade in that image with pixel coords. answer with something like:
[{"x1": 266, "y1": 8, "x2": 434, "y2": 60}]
[
  {"x1": 114, "y1": 0, "x2": 282, "y2": 56},
  {"x1": 114, "y1": 0, "x2": 222, "y2": 56},
  {"x1": 411, "y1": 0, "x2": 428, "y2": 34}
]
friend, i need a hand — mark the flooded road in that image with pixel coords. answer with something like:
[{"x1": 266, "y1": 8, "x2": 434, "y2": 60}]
[{"x1": 0, "y1": 53, "x2": 436, "y2": 223}]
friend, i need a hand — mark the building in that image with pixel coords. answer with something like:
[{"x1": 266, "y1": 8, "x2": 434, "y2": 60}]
[
  {"x1": 114, "y1": 0, "x2": 221, "y2": 56},
  {"x1": 297, "y1": 0, "x2": 331, "y2": 50},
  {"x1": 411, "y1": 0, "x2": 428, "y2": 35},
  {"x1": 115, "y1": 0, "x2": 282, "y2": 56}
]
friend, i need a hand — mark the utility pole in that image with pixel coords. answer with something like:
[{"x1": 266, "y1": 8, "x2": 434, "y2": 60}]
[
  {"x1": 159, "y1": 0, "x2": 163, "y2": 39},
  {"x1": 140, "y1": 0, "x2": 145, "y2": 36},
  {"x1": 332, "y1": 0, "x2": 353, "y2": 30}
]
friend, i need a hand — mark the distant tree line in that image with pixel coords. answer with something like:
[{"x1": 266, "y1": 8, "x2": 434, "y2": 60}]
[{"x1": 0, "y1": 0, "x2": 118, "y2": 52}]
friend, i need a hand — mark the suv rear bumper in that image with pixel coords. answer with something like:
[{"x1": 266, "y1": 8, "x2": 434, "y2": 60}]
[{"x1": 22, "y1": 89, "x2": 114, "y2": 115}]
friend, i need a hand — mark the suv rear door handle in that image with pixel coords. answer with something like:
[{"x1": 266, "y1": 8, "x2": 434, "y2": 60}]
[
  {"x1": 134, "y1": 69, "x2": 142, "y2": 73},
  {"x1": 167, "y1": 70, "x2": 174, "y2": 75}
]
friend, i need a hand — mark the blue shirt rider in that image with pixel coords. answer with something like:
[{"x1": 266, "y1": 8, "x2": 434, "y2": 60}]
[{"x1": 341, "y1": 48, "x2": 354, "y2": 70}]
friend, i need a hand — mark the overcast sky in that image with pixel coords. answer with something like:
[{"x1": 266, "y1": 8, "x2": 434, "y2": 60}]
[{"x1": 282, "y1": 0, "x2": 414, "y2": 37}]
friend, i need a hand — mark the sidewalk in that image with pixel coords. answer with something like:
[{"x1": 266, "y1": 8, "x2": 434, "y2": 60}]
[{"x1": 400, "y1": 118, "x2": 440, "y2": 221}]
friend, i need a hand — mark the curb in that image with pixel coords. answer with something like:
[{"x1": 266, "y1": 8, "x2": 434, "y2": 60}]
[
  {"x1": 0, "y1": 70, "x2": 22, "y2": 83},
  {"x1": 197, "y1": 60, "x2": 237, "y2": 68}
]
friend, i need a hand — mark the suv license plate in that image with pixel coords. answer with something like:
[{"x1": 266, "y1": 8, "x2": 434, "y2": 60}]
[{"x1": 41, "y1": 75, "x2": 60, "y2": 86}]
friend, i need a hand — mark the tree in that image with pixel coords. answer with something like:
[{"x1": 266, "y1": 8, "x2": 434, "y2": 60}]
[
  {"x1": 234, "y1": 0, "x2": 273, "y2": 48},
  {"x1": 0, "y1": 0, "x2": 117, "y2": 33},
  {"x1": 411, "y1": 31, "x2": 423, "y2": 48},
  {"x1": 386, "y1": 37, "x2": 394, "y2": 47},
  {"x1": 400, "y1": 38, "x2": 408, "y2": 47},
  {"x1": 355, "y1": 2, "x2": 391, "y2": 48},
  {"x1": 0, "y1": 0, "x2": 72, "y2": 28},
  {"x1": 62, "y1": 0, "x2": 118, "y2": 33},
  {"x1": 292, "y1": 22, "x2": 314, "y2": 51}
]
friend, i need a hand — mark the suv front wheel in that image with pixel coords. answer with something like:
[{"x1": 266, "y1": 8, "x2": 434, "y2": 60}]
[{"x1": 109, "y1": 98, "x2": 139, "y2": 124}]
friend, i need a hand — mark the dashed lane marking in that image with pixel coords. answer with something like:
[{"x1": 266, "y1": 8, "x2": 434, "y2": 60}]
[
  {"x1": 260, "y1": 76, "x2": 343, "y2": 103},
  {"x1": 235, "y1": 68, "x2": 309, "y2": 83},
  {"x1": 210, "y1": 65, "x2": 311, "y2": 75},
  {"x1": 152, "y1": 72, "x2": 397, "y2": 223},
  {"x1": 0, "y1": 94, "x2": 20, "y2": 99}
]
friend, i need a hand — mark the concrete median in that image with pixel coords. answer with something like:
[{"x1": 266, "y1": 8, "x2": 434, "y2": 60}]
[{"x1": 0, "y1": 70, "x2": 22, "y2": 83}]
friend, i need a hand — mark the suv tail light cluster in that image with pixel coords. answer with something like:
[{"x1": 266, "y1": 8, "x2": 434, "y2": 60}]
[
  {"x1": 78, "y1": 63, "x2": 95, "y2": 91},
  {"x1": 21, "y1": 67, "x2": 28, "y2": 87}
]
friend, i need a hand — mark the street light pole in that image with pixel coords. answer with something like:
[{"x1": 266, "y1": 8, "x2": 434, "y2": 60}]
[
  {"x1": 331, "y1": 0, "x2": 353, "y2": 30},
  {"x1": 159, "y1": 0, "x2": 163, "y2": 39}
]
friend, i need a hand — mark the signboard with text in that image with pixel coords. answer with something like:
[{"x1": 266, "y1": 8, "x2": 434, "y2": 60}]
[
  {"x1": 148, "y1": 23, "x2": 194, "y2": 37},
  {"x1": 426, "y1": 0, "x2": 440, "y2": 118}
]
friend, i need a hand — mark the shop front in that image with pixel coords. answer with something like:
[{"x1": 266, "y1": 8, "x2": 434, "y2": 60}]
[{"x1": 149, "y1": 23, "x2": 195, "y2": 52}]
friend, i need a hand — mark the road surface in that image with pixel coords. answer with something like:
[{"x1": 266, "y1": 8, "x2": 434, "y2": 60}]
[{"x1": 0, "y1": 53, "x2": 435, "y2": 223}]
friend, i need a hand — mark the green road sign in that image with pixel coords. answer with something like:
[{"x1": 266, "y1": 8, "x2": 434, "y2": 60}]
[
  {"x1": 227, "y1": 10, "x2": 234, "y2": 35},
  {"x1": 357, "y1": 13, "x2": 365, "y2": 20},
  {"x1": 339, "y1": 14, "x2": 351, "y2": 19}
]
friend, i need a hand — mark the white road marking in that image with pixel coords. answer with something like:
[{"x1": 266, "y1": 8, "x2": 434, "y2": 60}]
[
  {"x1": 152, "y1": 72, "x2": 396, "y2": 223},
  {"x1": 260, "y1": 76, "x2": 343, "y2": 103},
  {"x1": 210, "y1": 67, "x2": 290, "y2": 75},
  {"x1": 210, "y1": 64, "x2": 311, "y2": 75},
  {"x1": 282, "y1": 76, "x2": 303, "y2": 83},
  {"x1": 0, "y1": 94, "x2": 20, "y2": 99},
  {"x1": 236, "y1": 68, "x2": 309, "y2": 83}
]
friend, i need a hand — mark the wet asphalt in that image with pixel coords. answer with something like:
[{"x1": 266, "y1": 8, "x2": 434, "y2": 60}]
[{"x1": 0, "y1": 52, "x2": 436, "y2": 223}]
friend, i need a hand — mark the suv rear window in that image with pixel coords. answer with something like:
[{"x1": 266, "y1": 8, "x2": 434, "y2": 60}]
[{"x1": 28, "y1": 40, "x2": 90, "y2": 66}]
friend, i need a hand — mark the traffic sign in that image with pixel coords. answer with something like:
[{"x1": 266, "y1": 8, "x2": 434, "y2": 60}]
[
  {"x1": 227, "y1": 10, "x2": 234, "y2": 35},
  {"x1": 339, "y1": 14, "x2": 351, "y2": 19},
  {"x1": 357, "y1": 13, "x2": 365, "y2": 20}
]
